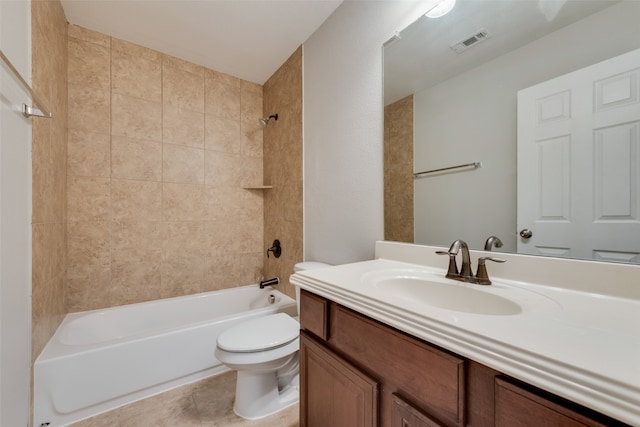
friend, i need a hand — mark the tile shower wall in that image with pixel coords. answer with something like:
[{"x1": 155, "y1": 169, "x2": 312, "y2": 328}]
[
  {"x1": 263, "y1": 48, "x2": 303, "y2": 299},
  {"x1": 384, "y1": 95, "x2": 413, "y2": 243},
  {"x1": 31, "y1": 0, "x2": 68, "y2": 360},
  {"x1": 66, "y1": 25, "x2": 265, "y2": 312}
]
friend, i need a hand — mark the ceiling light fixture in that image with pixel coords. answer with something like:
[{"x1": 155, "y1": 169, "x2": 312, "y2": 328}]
[{"x1": 425, "y1": 0, "x2": 456, "y2": 18}]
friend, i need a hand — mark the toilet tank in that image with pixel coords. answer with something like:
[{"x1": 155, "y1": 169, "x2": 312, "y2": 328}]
[{"x1": 293, "y1": 262, "x2": 331, "y2": 314}]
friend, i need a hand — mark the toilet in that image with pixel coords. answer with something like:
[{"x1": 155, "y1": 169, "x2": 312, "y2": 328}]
[{"x1": 214, "y1": 261, "x2": 330, "y2": 420}]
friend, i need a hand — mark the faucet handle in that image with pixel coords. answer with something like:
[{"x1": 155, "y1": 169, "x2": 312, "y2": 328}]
[
  {"x1": 475, "y1": 257, "x2": 506, "y2": 285},
  {"x1": 436, "y1": 250, "x2": 459, "y2": 277}
]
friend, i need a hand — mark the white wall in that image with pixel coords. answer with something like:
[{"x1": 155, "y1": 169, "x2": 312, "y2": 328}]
[
  {"x1": 303, "y1": 0, "x2": 433, "y2": 264},
  {"x1": 0, "y1": 0, "x2": 33, "y2": 425},
  {"x1": 414, "y1": 1, "x2": 640, "y2": 252}
]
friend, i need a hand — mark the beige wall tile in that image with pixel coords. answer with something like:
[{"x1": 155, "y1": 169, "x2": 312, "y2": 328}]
[
  {"x1": 204, "y1": 186, "x2": 243, "y2": 222},
  {"x1": 384, "y1": 95, "x2": 414, "y2": 243},
  {"x1": 204, "y1": 114, "x2": 240, "y2": 154},
  {"x1": 112, "y1": 49, "x2": 162, "y2": 102},
  {"x1": 32, "y1": 26, "x2": 55, "y2": 107},
  {"x1": 68, "y1": 129, "x2": 110, "y2": 177},
  {"x1": 236, "y1": 219, "x2": 263, "y2": 254},
  {"x1": 112, "y1": 93, "x2": 162, "y2": 142},
  {"x1": 240, "y1": 155, "x2": 263, "y2": 187},
  {"x1": 205, "y1": 68, "x2": 240, "y2": 88},
  {"x1": 240, "y1": 189, "x2": 264, "y2": 222},
  {"x1": 163, "y1": 143, "x2": 204, "y2": 184},
  {"x1": 32, "y1": 223, "x2": 59, "y2": 292},
  {"x1": 68, "y1": 83, "x2": 110, "y2": 134},
  {"x1": 263, "y1": 47, "x2": 303, "y2": 298},
  {"x1": 112, "y1": 179, "x2": 162, "y2": 221},
  {"x1": 237, "y1": 252, "x2": 264, "y2": 285},
  {"x1": 161, "y1": 257, "x2": 205, "y2": 298},
  {"x1": 32, "y1": 120, "x2": 57, "y2": 224},
  {"x1": 33, "y1": 0, "x2": 68, "y2": 360},
  {"x1": 67, "y1": 176, "x2": 111, "y2": 222},
  {"x1": 204, "y1": 151, "x2": 240, "y2": 186},
  {"x1": 163, "y1": 183, "x2": 205, "y2": 221},
  {"x1": 205, "y1": 78, "x2": 240, "y2": 120},
  {"x1": 110, "y1": 261, "x2": 161, "y2": 305},
  {"x1": 68, "y1": 24, "x2": 110, "y2": 48},
  {"x1": 241, "y1": 82, "x2": 263, "y2": 157},
  {"x1": 111, "y1": 220, "x2": 162, "y2": 263},
  {"x1": 112, "y1": 38, "x2": 161, "y2": 63},
  {"x1": 203, "y1": 251, "x2": 262, "y2": 290},
  {"x1": 163, "y1": 106, "x2": 204, "y2": 148},
  {"x1": 66, "y1": 264, "x2": 111, "y2": 312},
  {"x1": 203, "y1": 254, "x2": 242, "y2": 291},
  {"x1": 162, "y1": 221, "x2": 208, "y2": 260},
  {"x1": 111, "y1": 135, "x2": 162, "y2": 182},
  {"x1": 61, "y1": 24, "x2": 274, "y2": 313},
  {"x1": 202, "y1": 220, "x2": 235, "y2": 258},
  {"x1": 163, "y1": 54, "x2": 204, "y2": 77},
  {"x1": 68, "y1": 37, "x2": 110, "y2": 89},
  {"x1": 241, "y1": 80, "x2": 262, "y2": 96},
  {"x1": 67, "y1": 221, "x2": 111, "y2": 267},
  {"x1": 163, "y1": 65, "x2": 204, "y2": 113}
]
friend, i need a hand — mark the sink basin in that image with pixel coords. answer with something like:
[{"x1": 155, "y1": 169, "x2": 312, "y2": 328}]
[{"x1": 372, "y1": 276, "x2": 522, "y2": 315}]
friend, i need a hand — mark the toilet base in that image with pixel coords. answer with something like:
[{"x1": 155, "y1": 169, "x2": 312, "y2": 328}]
[{"x1": 233, "y1": 370, "x2": 299, "y2": 420}]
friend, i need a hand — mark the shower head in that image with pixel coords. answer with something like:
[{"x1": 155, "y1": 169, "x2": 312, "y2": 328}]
[{"x1": 259, "y1": 113, "x2": 278, "y2": 128}]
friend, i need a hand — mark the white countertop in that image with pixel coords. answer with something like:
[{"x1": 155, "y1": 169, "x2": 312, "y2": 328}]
[{"x1": 291, "y1": 242, "x2": 640, "y2": 426}]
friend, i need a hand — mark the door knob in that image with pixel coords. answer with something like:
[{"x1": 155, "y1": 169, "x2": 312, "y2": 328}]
[{"x1": 519, "y1": 229, "x2": 533, "y2": 239}]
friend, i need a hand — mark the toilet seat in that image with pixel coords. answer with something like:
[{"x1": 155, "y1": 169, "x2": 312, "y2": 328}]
[{"x1": 217, "y1": 313, "x2": 299, "y2": 353}]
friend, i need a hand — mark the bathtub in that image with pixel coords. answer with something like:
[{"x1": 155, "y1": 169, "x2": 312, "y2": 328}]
[{"x1": 34, "y1": 285, "x2": 297, "y2": 427}]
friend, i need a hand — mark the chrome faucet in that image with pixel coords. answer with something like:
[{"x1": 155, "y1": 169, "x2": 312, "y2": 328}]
[
  {"x1": 437, "y1": 239, "x2": 506, "y2": 285},
  {"x1": 450, "y1": 239, "x2": 473, "y2": 280},
  {"x1": 259, "y1": 277, "x2": 280, "y2": 289},
  {"x1": 484, "y1": 235, "x2": 503, "y2": 251},
  {"x1": 437, "y1": 239, "x2": 473, "y2": 281}
]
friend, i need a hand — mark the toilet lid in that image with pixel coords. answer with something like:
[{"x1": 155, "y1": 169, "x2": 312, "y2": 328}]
[{"x1": 217, "y1": 313, "x2": 299, "y2": 353}]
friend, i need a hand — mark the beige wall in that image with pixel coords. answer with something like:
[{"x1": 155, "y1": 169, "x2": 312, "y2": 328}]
[
  {"x1": 66, "y1": 25, "x2": 266, "y2": 312},
  {"x1": 384, "y1": 95, "x2": 413, "y2": 243},
  {"x1": 263, "y1": 48, "x2": 303, "y2": 299},
  {"x1": 31, "y1": 0, "x2": 68, "y2": 360}
]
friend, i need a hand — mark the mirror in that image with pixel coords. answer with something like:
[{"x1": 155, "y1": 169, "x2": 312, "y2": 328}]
[{"x1": 384, "y1": 0, "x2": 640, "y2": 263}]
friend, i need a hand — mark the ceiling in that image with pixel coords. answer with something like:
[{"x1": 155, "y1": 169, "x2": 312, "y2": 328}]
[
  {"x1": 384, "y1": 0, "x2": 619, "y2": 105},
  {"x1": 61, "y1": 0, "x2": 343, "y2": 84}
]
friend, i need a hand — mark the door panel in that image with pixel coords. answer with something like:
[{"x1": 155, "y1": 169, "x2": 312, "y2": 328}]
[
  {"x1": 300, "y1": 332, "x2": 379, "y2": 427},
  {"x1": 518, "y1": 48, "x2": 640, "y2": 262}
]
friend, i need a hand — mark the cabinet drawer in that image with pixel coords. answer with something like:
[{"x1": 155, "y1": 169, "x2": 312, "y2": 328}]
[
  {"x1": 299, "y1": 290, "x2": 329, "y2": 340},
  {"x1": 330, "y1": 305, "x2": 465, "y2": 427},
  {"x1": 495, "y1": 378, "x2": 615, "y2": 427}
]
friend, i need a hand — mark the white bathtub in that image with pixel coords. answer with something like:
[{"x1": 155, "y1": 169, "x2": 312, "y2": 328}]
[{"x1": 34, "y1": 285, "x2": 297, "y2": 427}]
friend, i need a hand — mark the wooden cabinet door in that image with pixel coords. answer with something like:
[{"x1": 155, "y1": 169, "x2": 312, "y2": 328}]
[
  {"x1": 391, "y1": 394, "x2": 446, "y2": 427},
  {"x1": 300, "y1": 331, "x2": 379, "y2": 427}
]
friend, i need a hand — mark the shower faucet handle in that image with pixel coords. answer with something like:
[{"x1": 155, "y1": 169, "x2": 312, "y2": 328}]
[{"x1": 267, "y1": 240, "x2": 281, "y2": 258}]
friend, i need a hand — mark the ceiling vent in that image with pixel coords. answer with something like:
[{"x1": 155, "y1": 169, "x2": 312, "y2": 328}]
[{"x1": 450, "y1": 29, "x2": 490, "y2": 54}]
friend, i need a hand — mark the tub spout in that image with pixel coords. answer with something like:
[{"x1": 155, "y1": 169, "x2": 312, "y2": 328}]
[{"x1": 259, "y1": 277, "x2": 280, "y2": 289}]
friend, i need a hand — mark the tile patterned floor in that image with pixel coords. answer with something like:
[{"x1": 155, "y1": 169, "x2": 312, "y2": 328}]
[{"x1": 69, "y1": 371, "x2": 299, "y2": 427}]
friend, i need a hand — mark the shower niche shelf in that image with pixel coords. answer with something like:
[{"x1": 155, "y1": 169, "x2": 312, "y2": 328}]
[{"x1": 242, "y1": 185, "x2": 273, "y2": 189}]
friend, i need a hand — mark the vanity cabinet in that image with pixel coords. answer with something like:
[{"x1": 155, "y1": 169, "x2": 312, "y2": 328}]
[
  {"x1": 300, "y1": 290, "x2": 464, "y2": 427},
  {"x1": 299, "y1": 290, "x2": 630, "y2": 427},
  {"x1": 300, "y1": 332, "x2": 378, "y2": 427}
]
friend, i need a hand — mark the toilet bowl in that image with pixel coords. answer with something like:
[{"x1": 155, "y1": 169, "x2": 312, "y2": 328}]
[{"x1": 214, "y1": 262, "x2": 330, "y2": 420}]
